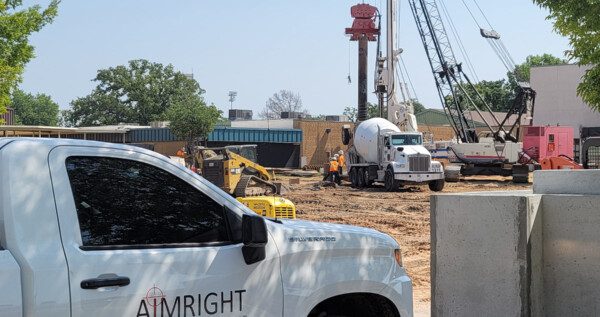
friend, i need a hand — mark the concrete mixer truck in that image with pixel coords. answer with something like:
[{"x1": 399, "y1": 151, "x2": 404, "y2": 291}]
[
  {"x1": 343, "y1": 0, "x2": 444, "y2": 191},
  {"x1": 345, "y1": 118, "x2": 445, "y2": 192}
]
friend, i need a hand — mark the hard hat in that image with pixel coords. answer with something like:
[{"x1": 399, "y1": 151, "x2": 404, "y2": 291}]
[
  {"x1": 338, "y1": 150, "x2": 344, "y2": 155},
  {"x1": 334, "y1": 154, "x2": 339, "y2": 158},
  {"x1": 329, "y1": 157, "x2": 335, "y2": 161}
]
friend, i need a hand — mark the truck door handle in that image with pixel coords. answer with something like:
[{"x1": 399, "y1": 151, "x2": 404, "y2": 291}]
[{"x1": 81, "y1": 276, "x2": 130, "y2": 289}]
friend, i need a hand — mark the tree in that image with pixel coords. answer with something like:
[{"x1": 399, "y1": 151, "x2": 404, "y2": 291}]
[
  {"x1": 64, "y1": 60, "x2": 203, "y2": 126},
  {"x1": 446, "y1": 80, "x2": 515, "y2": 112},
  {"x1": 0, "y1": 1, "x2": 59, "y2": 120},
  {"x1": 343, "y1": 106, "x2": 357, "y2": 122},
  {"x1": 412, "y1": 100, "x2": 426, "y2": 114},
  {"x1": 63, "y1": 93, "x2": 133, "y2": 127},
  {"x1": 531, "y1": 1, "x2": 600, "y2": 111},
  {"x1": 511, "y1": 54, "x2": 566, "y2": 83},
  {"x1": 10, "y1": 89, "x2": 59, "y2": 126},
  {"x1": 260, "y1": 90, "x2": 305, "y2": 119},
  {"x1": 165, "y1": 98, "x2": 221, "y2": 146}
]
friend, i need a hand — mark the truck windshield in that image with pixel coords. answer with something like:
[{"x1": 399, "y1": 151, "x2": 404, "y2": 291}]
[{"x1": 391, "y1": 134, "x2": 422, "y2": 146}]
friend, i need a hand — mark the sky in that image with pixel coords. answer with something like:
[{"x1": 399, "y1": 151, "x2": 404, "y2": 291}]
[{"x1": 20, "y1": 0, "x2": 570, "y2": 117}]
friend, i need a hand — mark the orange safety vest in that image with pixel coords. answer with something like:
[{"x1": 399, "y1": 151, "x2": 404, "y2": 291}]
[
  {"x1": 329, "y1": 161, "x2": 339, "y2": 172},
  {"x1": 338, "y1": 155, "x2": 345, "y2": 167}
]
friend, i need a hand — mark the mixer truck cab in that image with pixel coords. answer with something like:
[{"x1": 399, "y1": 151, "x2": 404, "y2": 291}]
[
  {"x1": 0, "y1": 138, "x2": 413, "y2": 317},
  {"x1": 347, "y1": 118, "x2": 445, "y2": 192}
]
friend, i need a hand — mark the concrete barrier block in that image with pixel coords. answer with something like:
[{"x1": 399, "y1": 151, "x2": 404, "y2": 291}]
[
  {"x1": 534, "y1": 170, "x2": 600, "y2": 195},
  {"x1": 542, "y1": 195, "x2": 600, "y2": 317},
  {"x1": 431, "y1": 192, "x2": 541, "y2": 317}
]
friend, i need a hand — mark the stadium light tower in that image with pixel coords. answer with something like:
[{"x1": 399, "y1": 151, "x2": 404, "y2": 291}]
[{"x1": 228, "y1": 91, "x2": 238, "y2": 110}]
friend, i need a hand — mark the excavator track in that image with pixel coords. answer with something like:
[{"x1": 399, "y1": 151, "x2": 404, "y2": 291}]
[{"x1": 234, "y1": 175, "x2": 279, "y2": 198}]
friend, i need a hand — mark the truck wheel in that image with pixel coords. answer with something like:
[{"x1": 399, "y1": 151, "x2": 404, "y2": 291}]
[
  {"x1": 429, "y1": 179, "x2": 445, "y2": 192},
  {"x1": 357, "y1": 168, "x2": 366, "y2": 188},
  {"x1": 349, "y1": 168, "x2": 358, "y2": 187},
  {"x1": 384, "y1": 169, "x2": 396, "y2": 192},
  {"x1": 364, "y1": 169, "x2": 374, "y2": 187}
]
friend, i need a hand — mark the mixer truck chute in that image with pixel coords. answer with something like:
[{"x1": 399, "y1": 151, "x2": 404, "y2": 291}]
[{"x1": 347, "y1": 118, "x2": 445, "y2": 192}]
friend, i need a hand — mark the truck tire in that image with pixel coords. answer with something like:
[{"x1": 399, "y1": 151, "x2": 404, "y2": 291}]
[
  {"x1": 428, "y1": 179, "x2": 445, "y2": 192},
  {"x1": 357, "y1": 167, "x2": 366, "y2": 188},
  {"x1": 384, "y1": 168, "x2": 396, "y2": 192},
  {"x1": 364, "y1": 168, "x2": 374, "y2": 187},
  {"x1": 349, "y1": 168, "x2": 358, "y2": 188}
]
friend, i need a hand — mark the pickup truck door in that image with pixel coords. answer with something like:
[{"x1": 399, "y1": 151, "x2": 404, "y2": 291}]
[{"x1": 48, "y1": 146, "x2": 283, "y2": 317}]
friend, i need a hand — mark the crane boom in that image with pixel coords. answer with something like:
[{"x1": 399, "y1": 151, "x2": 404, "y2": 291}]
[{"x1": 408, "y1": 0, "x2": 535, "y2": 144}]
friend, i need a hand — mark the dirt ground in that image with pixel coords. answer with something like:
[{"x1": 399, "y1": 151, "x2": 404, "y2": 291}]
[{"x1": 277, "y1": 173, "x2": 531, "y2": 314}]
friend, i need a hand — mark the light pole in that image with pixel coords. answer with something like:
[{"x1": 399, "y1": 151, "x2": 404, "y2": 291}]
[{"x1": 228, "y1": 91, "x2": 237, "y2": 110}]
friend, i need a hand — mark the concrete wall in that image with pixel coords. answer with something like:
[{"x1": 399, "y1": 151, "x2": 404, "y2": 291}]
[
  {"x1": 531, "y1": 64, "x2": 600, "y2": 138},
  {"x1": 431, "y1": 170, "x2": 600, "y2": 316},
  {"x1": 541, "y1": 194, "x2": 600, "y2": 316},
  {"x1": 431, "y1": 192, "x2": 539, "y2": 317}
]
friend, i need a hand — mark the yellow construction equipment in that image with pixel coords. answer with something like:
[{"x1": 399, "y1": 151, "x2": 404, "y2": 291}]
[
  {"x1": 236, "y1": 196, "x2": 296, "y2": 219},
  {"x1": 195, "y1": 145, "x2": 278, "y2": 197},
  {"x1": 193, "y1": 145, "x2": 296, "y2": 219}
]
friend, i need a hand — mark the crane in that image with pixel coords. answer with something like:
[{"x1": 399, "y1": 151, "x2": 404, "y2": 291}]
[
  {"x1": 407, "y1": 0, "x2": 535, "y2": 182},
  {"x1": 375, "y1": 0, "x2": 419, "y2": 133}
]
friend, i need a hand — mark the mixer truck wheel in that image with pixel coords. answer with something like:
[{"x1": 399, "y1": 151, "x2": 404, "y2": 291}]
[
  {"x1": 428, "y1": 179, "x2": 445, "y2": 192},
  {"x1": 363, "y1": 169, "x2": 374, "y2": 187},
  {"x1": 349, "y1": 168, "x2": 358, "y2": 187},
  {"x1": 384, "y1": 168, "x2": 396, "y2": 192},
  {"x1": 357, "y1": 168, "x2": 366, "y2": 188}
]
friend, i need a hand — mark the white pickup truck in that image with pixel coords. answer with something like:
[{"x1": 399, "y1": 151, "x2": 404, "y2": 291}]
[{"x1": 0, "y1": 138, "x2": 412, "y2": 317}]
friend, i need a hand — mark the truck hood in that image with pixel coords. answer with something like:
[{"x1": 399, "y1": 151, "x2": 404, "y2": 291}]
[
  {"x1": 267, "y1": 219, "x2": 398, "y2": 255},
  {"x1": 399, "y1": 145, "x2": 431, "y2": 156}
]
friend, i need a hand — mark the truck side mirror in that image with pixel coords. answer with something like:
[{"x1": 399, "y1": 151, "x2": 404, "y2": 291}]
[
  {"x1": 397, "y1": 147, "x2": 404, "y2": 152},
  {"x1": 241, "y1": 214, "x2": 268, "y2": 265}
]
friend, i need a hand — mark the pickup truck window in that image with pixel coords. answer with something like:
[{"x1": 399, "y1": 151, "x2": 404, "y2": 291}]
[{"x1": 65, "y1": 156, "x2": 230, "y2": 248}]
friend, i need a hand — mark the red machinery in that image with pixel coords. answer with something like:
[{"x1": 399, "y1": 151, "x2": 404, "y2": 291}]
[
  {"x1": 540, "y1": 156, "x2": 582, "y2": 170},
  {"x1": 522, "y1": 126, "x2": 574, "y2": 162}
]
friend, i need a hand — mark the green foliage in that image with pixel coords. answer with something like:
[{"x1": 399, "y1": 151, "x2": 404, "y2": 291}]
[
  {"x1": 0, "y1": 0, "x2": 59, "y2": 119},
  {"x1": 342, "y1": 106, "x2": 357, "y2": 122},
  {"x1": 166, "y1": 98, "x2": 222, "y2": 142},
  {"x1": 412, "y1": 100, "x2": 426, "y2": 114},
  {"x1": 504, "y1": 53, "x2": 566, "y2": 99},
  {"x1": 10, "y1": 89, "x2": 59, "y2": 125},
  {"x1": 511, "y1": 54, "x2": 566, "y2": 83},
  {"x1": 64, "y1": 93, "x2": 133, "y2": 127},
  {"x1": 532, "y1": 0, "x2": 600, "y2": 111},
  {"x1": 64, "y1": 59, "x2": 203, "y2": 126},
  {"x1": 446, "y1": 54, "x2": 564, "y2": 113},
  {"x1": 446, "y1": 80, "x2": 514, "y2": 112}
]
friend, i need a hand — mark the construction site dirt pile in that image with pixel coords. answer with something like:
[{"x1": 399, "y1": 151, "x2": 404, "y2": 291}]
[{"x1": 279, "y1": 175, "x2": 531, "y2": 310}]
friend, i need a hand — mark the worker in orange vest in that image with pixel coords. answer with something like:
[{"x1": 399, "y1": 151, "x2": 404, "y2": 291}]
[
  {"x1": 329, "y1": 157, "x2": 340, "y2": 185},
  {"x1": 337, "y1": 150, "x2": 346, "y2": 176}
]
